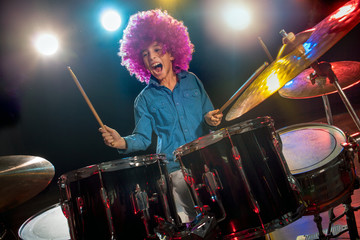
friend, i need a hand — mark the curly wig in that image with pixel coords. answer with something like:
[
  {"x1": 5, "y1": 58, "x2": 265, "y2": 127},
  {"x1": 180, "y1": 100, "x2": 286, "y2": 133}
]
[{"x1": 119, "y1": 9, "x2": 194, "y2": 84}]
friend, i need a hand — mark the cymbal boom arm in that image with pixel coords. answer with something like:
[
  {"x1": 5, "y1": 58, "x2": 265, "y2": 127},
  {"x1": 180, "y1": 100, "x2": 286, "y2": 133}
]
[{"x1": 311, "y1": 61, "x2": 360, "y2": 131}]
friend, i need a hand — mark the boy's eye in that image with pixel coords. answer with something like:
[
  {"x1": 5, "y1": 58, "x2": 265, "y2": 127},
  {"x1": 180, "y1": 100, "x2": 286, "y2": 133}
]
[{"x1": 142, "y1": 52, "x2": 148, "y2": 57}]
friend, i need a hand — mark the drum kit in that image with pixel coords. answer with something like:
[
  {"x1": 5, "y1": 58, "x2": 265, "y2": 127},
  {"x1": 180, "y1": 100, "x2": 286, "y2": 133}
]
[{"x1": 2, "y1": 0, "x2": 360, "y2": 239}]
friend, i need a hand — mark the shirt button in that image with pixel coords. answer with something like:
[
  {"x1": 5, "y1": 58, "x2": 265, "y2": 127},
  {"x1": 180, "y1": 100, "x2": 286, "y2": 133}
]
[
  {"x1": 184, "y1": 129, "x2": 188, "y2": 132},
  {"x1": 176, "y1": 102, "x2": 179, "y2": 105}
]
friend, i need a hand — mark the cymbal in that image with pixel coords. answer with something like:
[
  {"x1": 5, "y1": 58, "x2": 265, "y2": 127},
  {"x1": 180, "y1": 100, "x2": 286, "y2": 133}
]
[
  {"x1": 0, "y1": 155, "x2": 55, "y2": 212},
  {"x1": 226, "y1": 0, "x2": 360, "y2": 121},
  {"x1": 278, "y1": 61, "x2": 360, "y2": 99}
]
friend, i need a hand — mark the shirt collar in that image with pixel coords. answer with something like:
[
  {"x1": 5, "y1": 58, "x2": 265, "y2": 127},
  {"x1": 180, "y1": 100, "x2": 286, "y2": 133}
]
[{"x1": 148, "y1": 70, "x2": 187, "y2": 88}]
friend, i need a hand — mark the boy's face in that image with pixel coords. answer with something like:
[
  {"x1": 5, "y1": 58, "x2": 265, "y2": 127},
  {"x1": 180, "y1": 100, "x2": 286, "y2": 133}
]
[{"x1": 142, "y1": 42, "x2": 174, "y2": 82}]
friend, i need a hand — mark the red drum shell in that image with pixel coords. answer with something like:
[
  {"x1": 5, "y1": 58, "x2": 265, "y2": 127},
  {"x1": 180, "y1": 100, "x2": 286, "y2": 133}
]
[
  {"x1": 58, "y1": 154, "x2": 179, "y2": 240},
  {"x1": 175, "y1": 116, "x2": 305, "y2": 239}
]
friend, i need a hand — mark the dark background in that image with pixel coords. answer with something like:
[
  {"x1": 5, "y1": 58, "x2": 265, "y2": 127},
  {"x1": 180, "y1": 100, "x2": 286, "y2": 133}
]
[{"x1": 1, "y1": 0, "x2": 359, "y2": 179}]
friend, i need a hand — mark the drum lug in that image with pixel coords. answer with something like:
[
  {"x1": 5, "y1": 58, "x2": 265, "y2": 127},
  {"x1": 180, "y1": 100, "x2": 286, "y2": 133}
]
[
  {"x1": 232, "y1": 146, "x2": 262, "y2": 215},
  {"x1": 157, "y1": 174, "x2": 168, "y2": 194},
  {"x1": 349, "y1": 132, "x2": 360, "y2": 147},
  {"x1": 74, "y1": 197, "x2": 83, "y2": 214},
  {"x1": 341, "y1": 142, "x2": 357, "y2": 165},
  {"x1": 348, "y1": 132, "x2": 360, "y2": 164},
  {"x1": 231, "y1": 146, "x2": 240, "y2": 160},
  {"x1": 272, "y1": 132, "x2": 283, "y2": 152},
  {"x1": 60, "y1": 201, "x2": 71, "y2": 219},
  {"x1": 99, "y1": 187, "x2": 117, "y2": 239},
  {"x1": 202, "y1": 166, "x2": 223, "y2": 201}
]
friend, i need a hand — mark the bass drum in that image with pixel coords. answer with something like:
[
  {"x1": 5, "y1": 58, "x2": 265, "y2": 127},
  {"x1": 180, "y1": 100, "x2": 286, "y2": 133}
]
[
  {"x1": 174, "y1": 116, "x2": 305, "y2": 240},
  {"x1": 18, "y1": 204, "x2": 70, "y2": 240},
  {"x1": 58, "y1": 154, "x2": 180, "y2": 240},
  {"x1": 278, "y1": 122, "x2": 356, "y2": 215}
]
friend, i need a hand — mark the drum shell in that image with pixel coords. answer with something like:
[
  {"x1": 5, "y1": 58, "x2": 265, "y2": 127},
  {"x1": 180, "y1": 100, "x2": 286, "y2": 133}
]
[
  {"x1": 58, "y1": 154, "x2": 179, "y2": 240},
  {"x1": 295, "y1": 151, "x2": 355, "y2": 214},
  {"x1": 59, "y1": 165, "x2": 106, "y2": 240},
  {"x1": 175, "y1": 117, "x2": 304, "y2": 238}
]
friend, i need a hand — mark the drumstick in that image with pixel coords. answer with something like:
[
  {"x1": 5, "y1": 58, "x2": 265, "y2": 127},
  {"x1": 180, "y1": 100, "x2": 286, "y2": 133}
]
[
  {"x1": 219, "y1": 62, "x2": 269, "y2": 114},
  {"x1": 258, "y1": 37, "x2": 274, "y2": 62},
  {"x1": 67, "y1": 66, "x2": 105, "y2": 129}
]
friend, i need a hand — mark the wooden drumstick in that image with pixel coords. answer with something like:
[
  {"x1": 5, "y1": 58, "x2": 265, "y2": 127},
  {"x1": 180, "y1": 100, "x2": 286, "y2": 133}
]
[
  {"x1": 67, "y1": 66, "x2": 105, "y2": 129},
  {"x1": 258, "y1": 37, "x2": 274, "y2": 62},
  {"x1": 219, "y1": 62, "x2": 269, "y2": 114}
]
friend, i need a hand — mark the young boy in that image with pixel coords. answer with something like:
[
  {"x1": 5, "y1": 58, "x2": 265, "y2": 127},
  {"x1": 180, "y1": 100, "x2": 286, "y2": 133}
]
[{"x1": 99, "y1": 9, "x2": 222, "y2": 222}]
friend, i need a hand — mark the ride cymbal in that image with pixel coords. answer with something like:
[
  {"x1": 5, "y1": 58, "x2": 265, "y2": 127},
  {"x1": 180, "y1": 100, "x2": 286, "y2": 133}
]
[
  {"x1": 278, "y1": 61, "x2": 360, "y2": 99},
  {"x1": 0, "y1": 155, "x2": 55, "y2": 212},
  {"x1": 226, "y1": 0, "x2": 360, "y2": 121}
]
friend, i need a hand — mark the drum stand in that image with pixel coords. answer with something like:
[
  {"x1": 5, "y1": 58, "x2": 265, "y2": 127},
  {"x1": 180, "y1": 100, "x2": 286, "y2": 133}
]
[
  {"x1": 299, "y1": 78, "x2": 360, "y2": 239},
  {"x1": 304, "y1": 186, "x2": 360, "y2": 240},
  {"x1": 0, "y1": 220, "x2": 17, "y2": 240}
]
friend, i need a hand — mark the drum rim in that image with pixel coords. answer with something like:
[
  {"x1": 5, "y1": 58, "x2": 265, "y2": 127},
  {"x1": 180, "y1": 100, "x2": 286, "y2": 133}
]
[
  {"x1": 277, "y1": 122, "x2": 347, "y2": 175},
  {"x1": 58, "y1": 164, "x2": 99, "y2": 183},
  {"x1": 174, "y1": 116, "x2": 273, "y2": 157},
  {"x1": 18, "y1": 203, "x2": 69, "y2": 239},
  {"x1": 99, "y1": 153, "x2": 168, "y2": 172}
]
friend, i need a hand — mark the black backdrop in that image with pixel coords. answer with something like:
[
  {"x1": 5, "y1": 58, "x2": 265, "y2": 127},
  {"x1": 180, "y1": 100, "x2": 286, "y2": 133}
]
[{"x1": 1, "y1": 0, "x2": 359, "y2": 179}]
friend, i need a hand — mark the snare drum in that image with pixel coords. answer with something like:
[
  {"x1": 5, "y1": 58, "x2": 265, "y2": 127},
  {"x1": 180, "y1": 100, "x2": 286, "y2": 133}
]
[
  {"x1": 18, "y1": 204, "x2": 70, "y2": 240},
  {"x1": 174, "y1": 117, "x2": 304, "y2": 239},
  {"x1": 58, "y1": 154, "x2": 180, "y2": 240},
  {"x1": 278, "y1": 123, "x2": 356, "y2": 215}
]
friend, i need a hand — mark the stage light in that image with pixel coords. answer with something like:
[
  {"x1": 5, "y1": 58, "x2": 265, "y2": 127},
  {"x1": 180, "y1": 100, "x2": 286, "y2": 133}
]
[
  {"x1": 34, "y1": 33, "x2": 59, "y2": 56},
  {"x1": 222, "y1": 4, "x2": 251, "y2": 31},
  {"x1": 200, "y1": 0, "x2": 270, "y2": 52},
  {"x1": 100, "y1": 9, "x2": 121, "y2": 32}
]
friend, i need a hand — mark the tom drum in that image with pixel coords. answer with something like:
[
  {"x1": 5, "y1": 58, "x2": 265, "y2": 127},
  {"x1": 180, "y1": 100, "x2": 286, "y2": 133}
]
[
  {"x1": 278, "y1": 122, "x2": 356, "y2": 215},
  {"x1": 174, "y1": 116, "x2": 305, "y2": 239},
  {"x1": 58, "y1": 154, "x2": 180, "y2": 240}
]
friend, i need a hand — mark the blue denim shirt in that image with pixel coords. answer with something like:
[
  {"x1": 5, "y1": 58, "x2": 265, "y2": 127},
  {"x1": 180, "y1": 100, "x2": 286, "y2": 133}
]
[{"x1": 120, "y1": 71, "x2": 215, "y2": 172}]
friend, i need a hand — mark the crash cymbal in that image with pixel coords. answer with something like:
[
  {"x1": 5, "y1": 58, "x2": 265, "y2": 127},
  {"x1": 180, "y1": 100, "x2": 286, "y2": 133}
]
[
  {"x1": 226, "y1": 0, "x2": 360, "y2": 121},
  {"x1": 0, "y1": 155, "x2": 55, "y2": 213},
  {"x1": 278, "y1": 61, "x2": 360, "y2": 99}
]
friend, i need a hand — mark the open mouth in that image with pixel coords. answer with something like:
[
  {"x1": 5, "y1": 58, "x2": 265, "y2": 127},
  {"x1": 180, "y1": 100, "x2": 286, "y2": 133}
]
[{"x1": 152, "y1": 63, "x2": 163, "y2": 73}]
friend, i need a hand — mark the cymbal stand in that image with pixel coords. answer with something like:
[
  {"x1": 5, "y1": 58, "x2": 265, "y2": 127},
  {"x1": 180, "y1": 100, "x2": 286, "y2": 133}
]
[
  {"x1": 306, "y1": 194, "x2": 360, "y2": 240},
  {"x1": 321, "y1": 95, "x2": 334, "y2": 125},
  {"x1": 310, "y1": 61, "x2": 360, "y2": 131}
]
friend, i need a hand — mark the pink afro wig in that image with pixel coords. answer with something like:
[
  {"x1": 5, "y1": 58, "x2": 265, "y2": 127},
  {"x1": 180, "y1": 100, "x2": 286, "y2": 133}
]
[{"x1": 118, "y1": 9, "x2": 194, "y2": 84}]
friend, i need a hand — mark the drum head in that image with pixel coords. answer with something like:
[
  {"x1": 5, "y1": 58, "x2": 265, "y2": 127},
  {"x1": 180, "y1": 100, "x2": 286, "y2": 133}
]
[
  {"x1": 18, "y1": 204, "x2": 70, "y2": 240},
  {"x1": 278, "y1": 123, "x2": 346, "y2": 175},
  {"x1": 99, "y1": 153, "x2": 167, "y2": 172}
]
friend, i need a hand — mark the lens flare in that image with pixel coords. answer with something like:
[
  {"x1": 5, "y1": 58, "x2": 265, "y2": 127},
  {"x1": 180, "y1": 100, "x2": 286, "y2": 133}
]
[{"x1": 34, "y1": 34, "x2": 59, "y2": 55}]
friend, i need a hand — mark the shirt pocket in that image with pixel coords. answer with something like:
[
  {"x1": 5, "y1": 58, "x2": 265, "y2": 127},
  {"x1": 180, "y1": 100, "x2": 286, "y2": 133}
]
[
  {"x1": 183, "y1": 89, "x2": 202, "y2": 110},
  {"x1": 149, "y1": 100, "x2": 174, "y2": 126},
  {"x1": 183, "y1": 89, "x2": 200, "y2": 99}
]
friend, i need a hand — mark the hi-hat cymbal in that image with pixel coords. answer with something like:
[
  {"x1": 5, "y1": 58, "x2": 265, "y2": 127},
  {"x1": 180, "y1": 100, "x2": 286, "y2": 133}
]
[
  {"x1": 278, "y1": 61, "x2": 360, "y2": 99},
  {"x1": 226, "y1": 0, "x2": 360, "y2": 121},
  {"x1": 0, "y1": 155, "x2": 55, "y2": 212}
]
